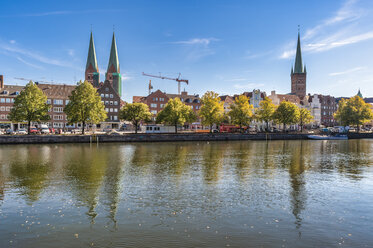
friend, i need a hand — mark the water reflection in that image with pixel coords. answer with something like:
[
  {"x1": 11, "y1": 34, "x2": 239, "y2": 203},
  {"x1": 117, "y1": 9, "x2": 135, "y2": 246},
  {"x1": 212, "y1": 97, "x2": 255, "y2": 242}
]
[{"x1": 0, "y1": 140, "x2": 372, "y2": 247}]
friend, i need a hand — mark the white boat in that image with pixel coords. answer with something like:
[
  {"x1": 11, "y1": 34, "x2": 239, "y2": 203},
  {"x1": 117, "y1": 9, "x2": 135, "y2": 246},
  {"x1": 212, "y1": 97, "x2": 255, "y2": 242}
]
[{"x1": 308, "y1": 134, "x2": 348, "y2": 140}]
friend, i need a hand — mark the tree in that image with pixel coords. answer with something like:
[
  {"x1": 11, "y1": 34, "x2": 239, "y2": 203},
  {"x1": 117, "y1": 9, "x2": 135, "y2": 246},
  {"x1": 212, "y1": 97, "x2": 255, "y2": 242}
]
[
  {"x1": 256, "y1": 97, "x2": 276, "y2": 131},
  {"x1": 272, "y1": 101, "x2": 300, "y2": 132},
  {"x1": 298, "y1": 108, "x2": 313, "y2": 132},
  {"x1": 120, "y1": 103, "x2": 151, "y2": 133},
  {"x1": 9, "y1": 81, "x2": 50, "y2": 134},
  {"x1": 64, "y1": 81, "x2": 107, "y2": 135},
  {"x1": 228, "y1": 95, "x2": 253, "y2": 131},
  {"x1": 199, "y1": 91, "x2": 224, "y2": 132},
  {"x1": 334, "y1": 96, "x2": 373, "y2": 132},
  {"x1": 156, "y1": 98, "x2": 196, "y2": 133}
]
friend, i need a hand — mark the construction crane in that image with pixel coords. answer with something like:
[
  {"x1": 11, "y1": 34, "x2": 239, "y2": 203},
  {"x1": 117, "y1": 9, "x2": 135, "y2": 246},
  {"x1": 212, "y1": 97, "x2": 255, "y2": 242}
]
[
  {"x1": 14, "y1": 77, "x2": 54, "y2": 84},
  {"x1": 142, "y1": 72, "x2": 188, "y2": 94}
]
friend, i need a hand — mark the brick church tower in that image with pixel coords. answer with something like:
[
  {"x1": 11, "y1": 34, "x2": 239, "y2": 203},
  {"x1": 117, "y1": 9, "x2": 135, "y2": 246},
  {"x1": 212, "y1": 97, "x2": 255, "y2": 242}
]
[
  {"x1": 291, "y1": 31, "x2": 307, "y2": 99},
  {"x1": 105, "y1": 32, "x2": 122, "y2": 97},
  {"x1": 85, "y1": 32, "x2": 100, "y2": 87}
]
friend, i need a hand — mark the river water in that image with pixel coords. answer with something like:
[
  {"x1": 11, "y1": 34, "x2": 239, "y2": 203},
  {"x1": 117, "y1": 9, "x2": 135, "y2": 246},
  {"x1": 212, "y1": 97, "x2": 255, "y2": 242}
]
[{"x1": 0, "y1": 140, "x2": 372, "y2": 247}]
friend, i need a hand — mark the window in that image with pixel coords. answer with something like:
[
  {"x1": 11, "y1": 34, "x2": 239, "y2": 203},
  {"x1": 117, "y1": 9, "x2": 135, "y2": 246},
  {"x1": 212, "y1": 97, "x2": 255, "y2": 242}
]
[
  {"x1": 160, "y1": 104, "x2": 165, "y2": 108},
  {"x1": 105, "y1": 87, "x2": 109, "y2": 92},
  {"x1": 151, "y1": 103, "x2": 157, "y2": 108},
  {"x1": 53, "y1": 107, "x2": 63, "y2": 113},
  {"x1": 0, "y1": 114, "x2": 5, "y2": 119},
  {"x1": 6, "y1": 107, "x2": 10, "y2": 111},
  {"x1": 6, "y1": 98, "x2": 11, "y2": 103},
  {"x1": 110, "y1": 108, "x2": 113, "y2": 112},
  {"x1": 151, "y1": 110, "x2": 157, "y2": 114},
  {"x1": 114, "y1": 116, "x2": 118, "y2": 121},
  {"x1": 114, "y1": 101, "x2": 118, "y2": 105},
  {"x1": 15, "y1": 91, "x2": 20, "y2": 95},
  {"x1": 105, "y1": 94, "x2": 109, "y2": 98},
  {"x1": 0, "y1": 106, "x2": 4, "y2": 111},
  {"x1": 110, "y1": 94, "x2": 113, "y2": 98},
  {"x1": 114, "y1": 108, "x2": 118, "y2": 112},
  {"x1": 105, "y1": 101, "x2": 109, "y2": 105},
  {"x1": 156, "y1": 97, "x2": 158, "y2": 101},
  {"x1": 47, "y1": 99, "x2": 51, "y2": 104},
  {"x1": 53, "y1": 115, "x2": 64, "y2": 120},
  {"x1": 101, "y1": 94, "x2": 104, "y2": 98},
  {"x1": 65, "y1": 100, "x2": 70, "y2": 105},
  {"x1": 0, "y1": 98, "x2": 4, "y2": 103},
  {"x1": 105, "y1": 108, "x2": 109, "y2": 112},
  {"x1": 110, "y1": 101, "x2": 113, "y2": 105},
  {"x1": 160, "y1": 98, "x2": 164, "y2": 102},
  {"x1": 54, "y1": 99, "x2": 63, "y2": 105}
]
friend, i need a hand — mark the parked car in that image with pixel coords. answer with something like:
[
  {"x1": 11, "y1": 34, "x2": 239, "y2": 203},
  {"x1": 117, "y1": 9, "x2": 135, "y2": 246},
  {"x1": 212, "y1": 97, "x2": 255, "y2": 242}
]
[
  {"x1": 17, "y1": 128, "x2": 28, "y2": 135},
  {"x1": 0, "y1": 130, "x2": 4, "y2": 135},
  {"x1": 30, "y1": 127, "x2": 39, "y2": 134},
  {"x1": 49, "y1": 127, "x2": 55, "y2": 134},
  {"x1": 40, "y1": 128, "x2": 50, "y2": 134},
  {"x1": 6, "y1": 129, "x2": 15, "y2": 135}
]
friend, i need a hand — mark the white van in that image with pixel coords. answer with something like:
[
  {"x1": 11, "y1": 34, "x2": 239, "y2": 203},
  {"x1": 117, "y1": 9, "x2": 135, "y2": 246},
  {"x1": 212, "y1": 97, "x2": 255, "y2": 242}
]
[{"x1": 141, "y1": 125, "x2": 176, "y2": 133}]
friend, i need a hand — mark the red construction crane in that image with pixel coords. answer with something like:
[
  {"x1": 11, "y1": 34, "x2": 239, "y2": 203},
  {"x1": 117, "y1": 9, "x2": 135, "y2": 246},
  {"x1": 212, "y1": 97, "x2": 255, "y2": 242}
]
[{"x1": 142, "y1": 72, "x2": 188, "y2": 95}]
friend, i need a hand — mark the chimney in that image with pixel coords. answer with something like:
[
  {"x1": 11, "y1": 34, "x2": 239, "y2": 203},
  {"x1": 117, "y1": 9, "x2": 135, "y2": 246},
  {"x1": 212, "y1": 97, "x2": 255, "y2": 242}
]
[{"x1": 0, "y1": 75, "x2": 3, "y2": 88}]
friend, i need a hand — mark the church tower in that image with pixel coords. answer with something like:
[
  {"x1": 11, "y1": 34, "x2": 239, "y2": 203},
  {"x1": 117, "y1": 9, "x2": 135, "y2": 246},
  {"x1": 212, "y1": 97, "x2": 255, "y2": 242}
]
[
  {"x1": 105, "y1": 32, "x2": 122, "y2": 97},
  {"x1": 85, "y1": 32, "x2": 99, "y2": 87},
  {"x1": 291, "y1": 31, "x2": 307, "y2": 99}
]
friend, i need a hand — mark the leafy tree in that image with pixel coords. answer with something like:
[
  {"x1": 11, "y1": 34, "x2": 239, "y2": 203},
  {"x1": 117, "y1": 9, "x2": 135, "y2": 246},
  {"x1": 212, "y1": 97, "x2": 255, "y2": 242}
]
[
  {"x1": 255, "y1": 97, "x2": 276, "y2": 131},
  {"x1": 9, "y1": 81, "x2": 50, "y2": 134},
  {"x1": 334, "y1": 96, "x2": 373, "y2": 132},
  {"x1": 228, "y1": 95, "x2": 253, "y2": 130},
  {"x1": 120, "y1": 103, "x2": 151, "y2": 133},
  {"x1": 298, "y1": 108, "x2": 313, "y2": 132},
  {"x1": 156, "y1": 98, "x2": 195, "y2": 133},
  {"x1": 64, "y1": 81, "x2": 107, "y2": 134},
  {"x1": 272, "y1": 101, "x2": 300, "y2": 132},
  {"x1": 199, "y1": 91, "x2": 224, "y2": 132}
]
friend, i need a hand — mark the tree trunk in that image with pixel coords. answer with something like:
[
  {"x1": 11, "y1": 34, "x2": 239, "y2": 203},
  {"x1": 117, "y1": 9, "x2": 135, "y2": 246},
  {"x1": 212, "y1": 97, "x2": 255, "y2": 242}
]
[
  {"x1": 283, "y1": 123, "x2": 286, "y2": 133},
  {"x1": 28, "y1": 120, "x2": 31, "y2": 135},
  {"x1": 82, "y1": 121, "x2": 85, "y2": 135},
  {"x1": 300, "y1": 121, "x2": 303, "y2": 132},
  {"x1": 175, "y1": 123, "x2": 178, "y2": 134},
  {"x1": 266, "y1": 121, "x2": 269, "y2": 132},
  {"x1": 210, "y1": 124, "x2": 213, "y2": 133},
  {"x1": 134, "y1": 121, "x2": 138, "y2": 134}
]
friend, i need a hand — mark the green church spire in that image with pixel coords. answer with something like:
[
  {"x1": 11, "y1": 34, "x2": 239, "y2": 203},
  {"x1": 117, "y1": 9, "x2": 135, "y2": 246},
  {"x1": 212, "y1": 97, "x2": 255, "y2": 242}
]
[
  {"x1": 357, "y1": 89, "x2": 363, "y2": 98},
  {"x1": 107, "y1": 32, "x2": 120, "y2": 73},
  {"x1": 293, "y1": 31, "x2": 304, "y2": 74},
  {"x1": 86, "y1": 32, "x2": 98, "y2": 72}
]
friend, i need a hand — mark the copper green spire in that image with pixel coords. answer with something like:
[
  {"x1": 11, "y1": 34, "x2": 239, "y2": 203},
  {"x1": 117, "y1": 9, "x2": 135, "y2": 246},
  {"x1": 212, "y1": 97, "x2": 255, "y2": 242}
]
[
  {"x1": 357, "y1": 89, "x2": 363, "y2": 98},
  {"x1": 107, "y1": 32, "x2": 120, "y2": 73},
  {"x1": 293, "y1": 31, "x2": 304, "y2": 74},
  {"x1": 86, "y1": 32, "x2": 98, "y2": 72}
]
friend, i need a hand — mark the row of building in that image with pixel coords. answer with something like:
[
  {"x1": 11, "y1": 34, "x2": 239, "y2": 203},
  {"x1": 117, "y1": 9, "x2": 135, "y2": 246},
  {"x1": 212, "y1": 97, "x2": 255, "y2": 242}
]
[
  {"x1": 133, "y1": 32, "x2": 372, "y2": 128},
  {"x1": 0, "y1": 32, "x2": 124, "y2": 130},
  {"x1": 1, "y1": 31, "x2": 371, "y2": 130}
]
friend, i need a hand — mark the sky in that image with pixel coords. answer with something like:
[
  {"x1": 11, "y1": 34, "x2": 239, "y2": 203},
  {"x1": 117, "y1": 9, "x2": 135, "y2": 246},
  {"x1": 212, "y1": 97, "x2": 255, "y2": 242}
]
[{"x1": 1, "y1": 0, "x2": 373, "y2": 102}]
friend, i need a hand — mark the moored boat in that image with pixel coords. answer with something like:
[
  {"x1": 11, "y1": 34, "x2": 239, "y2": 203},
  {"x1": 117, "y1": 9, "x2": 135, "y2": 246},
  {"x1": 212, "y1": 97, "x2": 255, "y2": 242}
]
[{"x1": 308, "y1": 134, "x2": 348, "y2": 140}]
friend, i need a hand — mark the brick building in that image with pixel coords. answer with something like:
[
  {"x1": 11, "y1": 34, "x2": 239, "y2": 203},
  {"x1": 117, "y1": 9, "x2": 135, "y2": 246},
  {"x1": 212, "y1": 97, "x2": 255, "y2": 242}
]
[
  {"x1": 133, "y1": 89, "x2": 201, "y2": 121},
  {"x1": 291, "y1": 31, "x2": 307, "y2": 99},
  {"x1": 85, "y1": 31, "x2": 123, "y2": 128},
  {"x1": 0, "y1": 77, "x2": 75, "y2": 130}
]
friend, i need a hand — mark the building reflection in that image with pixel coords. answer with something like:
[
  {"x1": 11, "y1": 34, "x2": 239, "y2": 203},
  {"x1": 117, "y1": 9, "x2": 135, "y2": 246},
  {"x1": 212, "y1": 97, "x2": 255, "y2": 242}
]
[{"x1": 288, "y1": 141, "x2": 307, "y2": 236}]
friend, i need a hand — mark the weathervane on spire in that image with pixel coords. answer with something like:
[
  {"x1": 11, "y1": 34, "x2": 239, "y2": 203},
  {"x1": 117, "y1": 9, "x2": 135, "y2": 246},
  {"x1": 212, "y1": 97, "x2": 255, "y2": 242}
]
[{"x1": 298, "y1": 24, "x2": 300, "y2": 33}]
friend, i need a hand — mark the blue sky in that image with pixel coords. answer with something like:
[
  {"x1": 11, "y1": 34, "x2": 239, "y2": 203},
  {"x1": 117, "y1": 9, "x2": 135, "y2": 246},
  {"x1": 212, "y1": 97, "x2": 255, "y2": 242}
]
[{"x1": 1, "y1": 0, "x2": 373, "y2": 102}]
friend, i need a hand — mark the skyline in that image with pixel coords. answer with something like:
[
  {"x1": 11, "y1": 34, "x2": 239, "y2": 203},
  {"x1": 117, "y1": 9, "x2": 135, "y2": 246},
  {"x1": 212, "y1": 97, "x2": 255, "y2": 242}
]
[{"x1": 1, "y1": 0, "x2": 373, "y2": 102}]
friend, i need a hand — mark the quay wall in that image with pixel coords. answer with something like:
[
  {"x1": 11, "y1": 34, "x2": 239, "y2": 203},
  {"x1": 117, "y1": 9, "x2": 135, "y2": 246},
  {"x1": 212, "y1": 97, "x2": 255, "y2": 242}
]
[{"x1": 0, "y1": 133, "x2": 372, "y2": 145}]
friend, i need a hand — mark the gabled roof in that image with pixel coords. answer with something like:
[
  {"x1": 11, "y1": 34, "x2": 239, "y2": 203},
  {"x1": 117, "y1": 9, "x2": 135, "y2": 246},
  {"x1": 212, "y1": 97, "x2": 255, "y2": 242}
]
[
  {"x1": 37, "y1": 83, "x2": 76, "y2": 99},
  {"x1": 98, "y1": 80, "x2": 121, "y2": 99},
  {"x1": 107, "y1": 32, "x2": 120, "y2": 73},
  {"x1": 86, "y1": 32, "x2": 98, "y2": 72}
]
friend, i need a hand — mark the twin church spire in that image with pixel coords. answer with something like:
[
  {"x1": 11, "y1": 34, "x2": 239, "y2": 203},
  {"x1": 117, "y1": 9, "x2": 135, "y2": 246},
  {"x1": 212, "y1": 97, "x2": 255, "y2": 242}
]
[
  {"x1": 85, "y1": 31, "x2": 122, "y2": 96},
  {"x1": 291, "y1": 30, "x2": 307, "y2": 99}
]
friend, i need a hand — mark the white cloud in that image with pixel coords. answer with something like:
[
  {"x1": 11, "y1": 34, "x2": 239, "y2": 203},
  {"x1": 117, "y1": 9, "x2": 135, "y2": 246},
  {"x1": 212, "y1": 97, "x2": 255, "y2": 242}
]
[
  {"x1": 9, "y1": 40, "x2": 16, "y2": 44},
  {"x1": 172, "y1": 38, "x2": 219, "y2": 46},
  {"x1": 67, "y1": 49, "x2": 75, "y2": 57},
  {"x1": 329, "y1": 66, "x2": 365, "y2": 76},
  {"x1": 16, "y1": 57, "x2": 44, "y2": 70},
  {"x1": 279, "y1": 0, "x2": 373, "y2": 59}
]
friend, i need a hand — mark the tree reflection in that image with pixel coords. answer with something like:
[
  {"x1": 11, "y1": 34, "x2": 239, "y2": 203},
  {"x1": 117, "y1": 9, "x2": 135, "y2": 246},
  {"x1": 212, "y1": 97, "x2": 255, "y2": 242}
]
[
  {"x1": 9, "y1": 146, "x2": 51, "y2": 203},
  {"x1": 201, "y1": 142, "x2": 225, "y2": 183},
  {"x1": 64, "y1": 145, "x2": 108, "y2": 224}
]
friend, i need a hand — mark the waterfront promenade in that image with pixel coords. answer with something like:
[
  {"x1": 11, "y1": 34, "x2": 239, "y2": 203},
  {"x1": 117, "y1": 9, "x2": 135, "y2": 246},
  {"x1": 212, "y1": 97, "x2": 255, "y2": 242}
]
[{"x1": 0, "y1": 132, "x2": 372, "y2": 144}]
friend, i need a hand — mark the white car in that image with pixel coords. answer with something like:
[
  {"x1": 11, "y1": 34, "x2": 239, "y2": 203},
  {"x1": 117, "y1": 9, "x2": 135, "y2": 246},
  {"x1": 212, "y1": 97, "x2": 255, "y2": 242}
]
[
  {"x1": 40, "y1": 128, "x2": 50, "y2": 134},
  {"x1": 17, "y1": 129, "x2": 28, "y2": 135}
]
